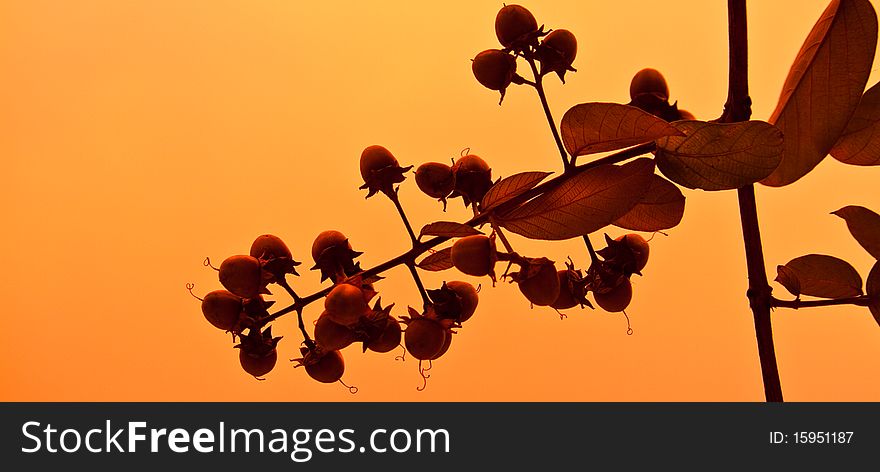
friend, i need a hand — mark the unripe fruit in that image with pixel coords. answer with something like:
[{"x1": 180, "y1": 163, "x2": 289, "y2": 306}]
[
  {"x1": 495, "y1": 4, "x2": 538, "y2": 48},
  {"x1": 201, "y1": 290, "x2": 243, "y2": 331},
  {"x1": 404, "y1": 318, "x2": 448, "y2": 360},
  {"x1": 239, "y1": 349, "x2": 277, "y2": 378},
  {"x1": 305, "y1": 350, "x2": 346, "y2": 383},
  {"x1": 445, "y1": 281, "x2": 479, "y2": 323},
  {"x1": 472, "y1": 49, "x2": 517, "y2": 91},
  {"x1": 366, "y1": 317, "x2": 402, "y2": 353},
  {"x1": 594, "y1": 278, "x2": 633, "y2": 313},
  {"x1": 250, "y1": 234, "x2": 291, "y2": 261},
  {"x1": 542, "y1": 29, "x2": 577, "y2": 66},
  {"x1": 616, "y1": 233, "x2": 650, "y2": 272},
  {"x1": 315, "y1": 312, "x2": 359, "y2": 351},
  {"x1": 311, "y1": 230, "x2": 349, "y2": 263},
  {"x1": 359, "y1": 145, "x2": 398, "y2": 182},
  {"x1": 517, "y1": 260, "x2": 561, "y2": 306},
  {"x1": 629, "y1": 68, "x2": 669, "y2": 101},
  {"x1": 451, "y1": 235, "x2": 496, "y2": 278},
  {"x1": 219, "y1": 255, "x2": 264, "y2": 299},
  {"x1": 451, "y1": 154, "x2": 493, "y2": 206},
  {"x1": 415, "y1": 162, "x2": 456, "y2": 199},
  {"x1": 325, "y1": 284, "x2": 370, "y2": 326}
]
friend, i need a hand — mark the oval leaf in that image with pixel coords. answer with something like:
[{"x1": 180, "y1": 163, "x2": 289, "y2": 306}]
[
  {"x1": 867, "y1": 261, "x2": 880, "y2": 327},
  {"x1": 480, "y1": 171, "x2": 553, "y2": 212},
  {"x1": 655, "y1": 120, "x2": 784, "y2": 191},
  {"x1": 561, "y1": 102, "x2": 683, "y2": 156},
  {"x1": 419, "y1": 222, "x2": 482, "y2": 239},
  {"x1": 775, "y1": 254, "x2": 863, "y2": 299},
  {"x1": 831, "y1": 81, "x2": 880, "y2": 165},
  {"x1": 832, "y1": 205, "x2": 880, "y2": 259},
  {"x1": 613, "y1": 175, "x2": 685, "y2": 232},
  {"x1": 761, "y1": 0, "x2": 878, "y2": 187},
  {"x1": 495, "y1": 158, "x2": 655, "y2": 240},
  {"x1": 417, "y1": 248, "x2": 453, "y2": 272}
]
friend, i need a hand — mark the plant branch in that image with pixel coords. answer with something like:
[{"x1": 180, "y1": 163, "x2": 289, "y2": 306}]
[
  {"x1": 526, "y1": 56, "x2": 571, "y2": 171},
  {"x1": 771, "y1": 296, "x2": 874, "y2": 310},
  {"x1": 582, "y1": 235, "x2": 599, "y2": 264},
  {"x1": 276, "y1": 276, "x2": 314, "y2": 348},
  {"x1": 388, "y1": 188, "x2": 419, "y2": 246},
  {"x1": 260, "y1": 142, "x2": 655, "y2": 326},
  {"x1": 725, "y1": 0, "x2": 783, "y2": 402}
]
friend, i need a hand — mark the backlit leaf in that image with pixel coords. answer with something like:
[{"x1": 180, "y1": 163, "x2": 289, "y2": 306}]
[
  {"x1": 480, "y1": 171, "x2": 553, "y2": 212},
  {"x1": 419, "y1": 222, "x2": 482, "y2": 239},
  {"x1": 867, "y1": 261, "x2": 880, "y2": 327},
  {"x1": 495, "y1": 158, "x2": 655, "y2": 240},
  {"x1": 417, "y1": 248, "x2": 453, "y2": 272},
  {"x1": 832, "y1": 205, "x2": 880, "y2": 259},
  {"x1": 775, "y1": 254, "x2": 863, "y2": 299},
  {"x1": 831, "y1": 81, "x2": 880, "y2": 165},
  {"x1": 761, "y1": 0, "x2": 878, "y2": 187},
  {"x1": 655, "y1": 120, "x2": 783, "y2": 191},
  {"x1": 560, "y1": 102, "x2": 682, "y2": 156},
  {"x1": 613, "y1": 174, "x2": 685, "y2": 232}
]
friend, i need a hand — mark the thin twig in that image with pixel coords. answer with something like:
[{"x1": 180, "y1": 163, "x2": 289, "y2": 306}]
[{"x1": 771, "y1": 296, "x2": 873, "y2": 310}]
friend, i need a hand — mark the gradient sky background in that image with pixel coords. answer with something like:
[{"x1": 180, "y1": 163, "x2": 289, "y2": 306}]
[{"x1": 1, "y1": 0, "x2": 878, "y2": 401}]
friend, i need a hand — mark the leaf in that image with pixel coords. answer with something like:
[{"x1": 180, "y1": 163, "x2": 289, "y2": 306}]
[
  {"x1": 831, "y1": 81, "x2": 880, "y2": 165},
  {"x1": 832, "y1": 205, "x2": 880, "y2": 259},
  {"x1": 775, "y1": 265, "x2": 802, "y2": 296},
  {"x1": 775, "y1": 254, "x2": 863, "y2": 299},
  {"x1": 419, "y1": 222, "x2": 482, "y2": 239},
  {"x1": 416, "y1": 248, "x2": 453, "y2": 272},
  {"x1": 560, "y1": 102, "x2": 683, "y2": 156},
  {"x1": 480, "y1": 171, "x2": 553, "y2": 212},
  {"x1": 495, "y1": 158, "x2": 655, "y2": 241},
  {"x1": 655, "y1": 120, "x2": 784, "y2": 191},
  {"x1": 613, "y1": 174, "x2": 685, "y2": 232},
  {"x1": 867, "y1": 261, "x2": 880, "y2": 327},
  {"x1": 761, "y1": 0, "x2": 878, "y2": 187}
]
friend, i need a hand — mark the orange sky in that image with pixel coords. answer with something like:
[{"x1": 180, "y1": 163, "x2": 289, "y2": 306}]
[{"x1": 1, "y1": 0, "x2": 878, "y2": 401}]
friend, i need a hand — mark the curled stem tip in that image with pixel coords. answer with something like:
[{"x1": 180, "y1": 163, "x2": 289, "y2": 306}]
[
  {"x1": 623, "y1": 311, "x2": 634, "y2": 336},
  {"x1": 339, "y1": 379, "x2": 358, "y2": 394},
  {"x1": 460, "y1": 147, "x2": 471, "y2": 157},
  {"x1": 394, "y1": 343, "x2": 407, "y2": 362},
  {"x1": 204, "y1": 257, "x2": 219, "y2": 271},
  {"x1": 416, "y1": 360, "x2": 431, "y2": 392},
  {"x1": 185, "y1": 283, "x2": 203, "y2": 301},
  {"x1": 646, "y1": 231, "x2": 668, "y2": 243}
]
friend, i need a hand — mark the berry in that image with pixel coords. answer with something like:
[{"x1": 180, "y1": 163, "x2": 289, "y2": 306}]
[
  {"x1": 537, "y1": 29, "x2": 577, "y2": 82},
  {"x1": 366, "y1": 317, "x2": 402, "y2": 353},
  {"x1": 325, "y1": 283, "x2": 370, "y2": 326},
  {"x1": 616, "y1": 234, "x2": 650, "y2": 273},
  {"x1": 594, "y1": 278, "x2": 633, "y2": 313},
  {"x1": 430, "y1": 333, "x2": 452, "y2": 360},
  {"x1": 451, "y1": 235, "x2": 497, "y2": 279},
  {"x1": 513, "y1": 258, "x2": 560, "y2": 306},
  {"x1": 495, "y1": 4, "x2": 539, "y2": 49},
  {"x1": 311, "y1": 230, "x2": 363, "y2": 282},
  {"x1": 239, "y1": 349, "x2": 277, "y2": 378},
  {"x1": 472, "y1": 49, "x2": 517, "y2": 103},
  {"x1": 551, "y1": 270, "x2": 578, "y2": 310},
  {"x1": 219, "y1": 255, "x2": 265, "y2": 299},
  {"x1": 315, "y1": 311, "x2": 359, "y2": 351},
  {"x1": 446, "y1": 281, "x2": 479, "y2": 323},
  {"x1": 629, "y1": 68, "x2": 669, "y2": 101},
  {"x1": 450, "y1": 154, "x2": 493, "y2": 207},
  {"x1": 359, "y1": 145, "x2": 411, "y2": 198},
  {"x1": 250, "y1": 234, "x2": 291, "y2": 261},
  {"x1": 200, "y1": 290, "x2": 243, "y2": 331},
  {"x1": 303, "y1": 350, "x2": 346, "y2": 384},
  {"x1": 415, "y1": 162, "x2": 456, "y2": 202},
  {"x1": 404, "y1": 318, "x2": 448, "y2": 360}
]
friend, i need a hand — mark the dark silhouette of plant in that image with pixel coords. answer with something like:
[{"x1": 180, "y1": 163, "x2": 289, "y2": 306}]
[{"x1": 189, "y1": 1, "x2": 880, "y2": 401}]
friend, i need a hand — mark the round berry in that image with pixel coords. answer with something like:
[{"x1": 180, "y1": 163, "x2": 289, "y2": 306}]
[
  {"x1": 616, "y1": 233, "x2": 650, "y2": 272},
  {"x1": 366, "y1": 317, "x2": 402, "y2": 353},
  {"x1": 629, "y1": 68, "x2": 669, "y2": 101},
  {"x1": 359, "y1": 145, "x2": 398, "y2": 182},
  {"x1": 325, "y1": 284, "x2": 369, "y2": 326},
  {"x1": 311, "y1": 230, "x2": 350, "y2": 263},
  {"x1": 404, "y1": 318, "x2": 448, "y2": 360},
  {"x1": 517, "y1": 260, "x2": 561, "y2": 306},
  {"x1": 201, "y1": 290, "x2": 243, "y2": 331},
  {"x1": 239, "y1": 349, "x2": 277, "y2": 378},
  {"x1": 472, "y1": 49, "x2": 517, "y2": 92},
  {"x1": 594, "y1": 278, "x2": 633, "y2": 313},
  {"x1": 315, "y1": 311, "x2": 359, "y2": 351},
  {"x1": 495, "y1": 4, "x2": 538, "y2": 48},
  {"x1": 219, "y1": 255, "x2": 263, "y2": 299},
  {"x1": 415, "y1": 162, "x2": 456, "y2": 199},
  {"x1": 305, "y1": 350, "x2": 346, "y2": 384},
  {"x1": 445, "y1": 281, "x2": 479, "y2": 323},
  {"x1": 451, "y1": 235, "x2": 496, "y2": 278},
  {"x1": 249, "y1": 234, "x2": 291, "y2": 261}
]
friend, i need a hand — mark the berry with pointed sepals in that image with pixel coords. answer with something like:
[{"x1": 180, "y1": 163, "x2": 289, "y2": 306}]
[
  {"x1": 294, "y1": 347, "x2": 346, "y2": 384},
  {"x1": 450, "y1": 154, "x2": 493, "y2": 207},
  {"x1": 250, "y1": 234, "x2": 301, "y2": 282},
  {"x1": 415, "y1": 162, "x2": 456, "y2": 209},
  {"x1": 358, "y1": 145, "x2": 413, "y2": 199},
  {"x1": 403, "y1": 313, "x2": 449, "y2": 361},
  {"x1": 537, "y1": 29, "x2": 577, "y2": 82},
  {"x1": 593, "y1": 277, "x2": 633, "y2": 313},
  {"x1": 551, "y1": 265, "x2": 593, "y2": 310},
  {"x1": 310, "y1": 230, "x2": 364, "y2": 282},
  {"x1": 429, "y1": 281, "x2": 479, "y2": 323},
  {"x1": 495, "y1": 4, "x2": 540, "y2": 50},
  {"x1": 451, "y1": 234, "x2": 497, "y2": 280},
  {"x1": 511, "y1": 257, "x2": 560, "y2": 307},
  {"x1": 235, "y1": 327, "x2": 282, "y2": 378},
  {"x1": 325, "y1": 283, "x2": 371, "y2": 326},
  {"x1": 596, "y1": 233, "x2": 650, "y2": 276},
  {"x1": 201, "y1": 290, "x2": 243, "y2": 331},
  {"x1": 472, "y1": 49, "x2": 518, "y2": 104},
  {"x1": 219, "y1": 255, "x2": 270, "y2": 299}
]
